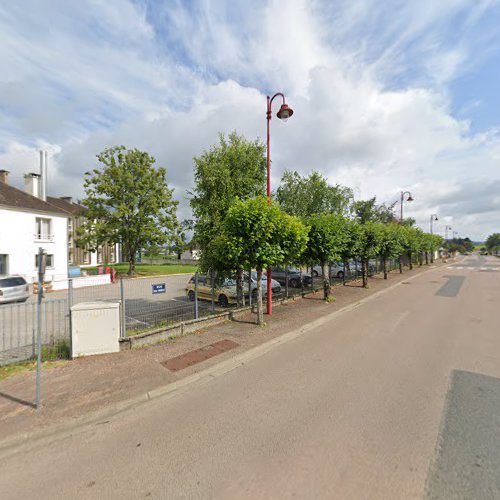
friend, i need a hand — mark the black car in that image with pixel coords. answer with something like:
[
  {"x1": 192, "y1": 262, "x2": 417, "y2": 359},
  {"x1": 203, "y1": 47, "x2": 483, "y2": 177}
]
[{"x1": 267, "y1": 267, "x2": 312, "y2": 288}]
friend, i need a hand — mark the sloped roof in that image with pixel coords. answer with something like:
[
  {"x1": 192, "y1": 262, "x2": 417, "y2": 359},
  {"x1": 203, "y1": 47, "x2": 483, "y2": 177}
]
[
  {"x1": 0, "y1": 182, "x2": 68, "y2": 216},
  {"x1": 47, "y1": 196, "x2": 85, "y2": 215}
]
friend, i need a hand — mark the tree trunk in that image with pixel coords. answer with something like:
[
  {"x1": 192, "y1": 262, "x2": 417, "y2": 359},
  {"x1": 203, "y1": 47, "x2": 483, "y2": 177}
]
[
  {"x1": 128, "y1": 252, "x2": 136, "y2": 277},
  {"x1": 362, "y1": 259, "x2": 368, "y2": 287},
  {"x1": 430, "y1": 252, "x2": 434, "y2": 263},
  {"x1": 399, "y1": 256, "x2": 403, "y2": 274},
  {"x1": 425, "y1": 252, "x2": 429, "y2": 265},
  {"x1": 256, "y1": 267, "x2": 264, "y2": 325},
  {"x1": 236, "y1": 268, "x2": 244, "y2": 307},
  {"x1": 383, "y1": 256, "x2": 388, "y2": 279},
  {"x1": 409, "y1": 252, "x2": 413, "y2": 270},
  {"x1": 322, "y1": 261, "x2": 331, "y2": 300}
]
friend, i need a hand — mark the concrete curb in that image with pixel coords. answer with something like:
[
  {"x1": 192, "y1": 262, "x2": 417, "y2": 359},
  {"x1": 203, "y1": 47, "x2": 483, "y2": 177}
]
[{"x1": 0, "y1": 265, "x2": 438, "y2": 459}]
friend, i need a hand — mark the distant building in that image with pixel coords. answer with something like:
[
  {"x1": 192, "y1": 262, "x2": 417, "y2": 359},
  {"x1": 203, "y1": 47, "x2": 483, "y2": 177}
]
[
  {"x1": 0, "y1": 170, "x2": 69, "y2": 282},
  {"x1": 46, "y1": 196, "x2": 120, "y2": 267}
]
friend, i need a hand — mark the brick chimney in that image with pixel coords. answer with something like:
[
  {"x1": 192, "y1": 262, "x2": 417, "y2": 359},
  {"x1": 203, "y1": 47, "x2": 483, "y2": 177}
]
[{"x1": 0, "y1": 170, "x2": 9, "y2": 184}]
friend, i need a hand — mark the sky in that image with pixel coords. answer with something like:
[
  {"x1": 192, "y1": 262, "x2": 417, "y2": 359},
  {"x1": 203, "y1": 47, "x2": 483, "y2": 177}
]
[{"x1": 1, "y1": 0, "x2": 500, "y2": 241}]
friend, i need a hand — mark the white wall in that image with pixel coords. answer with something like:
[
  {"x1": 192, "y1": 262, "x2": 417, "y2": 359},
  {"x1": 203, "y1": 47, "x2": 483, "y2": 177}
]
[{"x1": 0, "y1": 207, "x2": 68, "y2": 283}]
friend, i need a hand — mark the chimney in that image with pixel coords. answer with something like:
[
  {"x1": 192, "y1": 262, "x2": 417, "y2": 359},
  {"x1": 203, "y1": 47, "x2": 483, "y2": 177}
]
[
  {"x1": 60, "y1": 196, "x2": 72, "y2": 204},
  {"x1": 24, "y1": 173, "x2": 41, "y2": 198},
  {"x1": 0, "y1": 170, "x2": 9, "y2": 184},
  {"x1": 39, "y1": 150, "x2": 47, "y2": 201}
]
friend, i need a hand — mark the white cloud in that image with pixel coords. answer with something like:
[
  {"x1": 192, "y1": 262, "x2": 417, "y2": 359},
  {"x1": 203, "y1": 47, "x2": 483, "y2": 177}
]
[{"x1": 1, "y1": 0, "x2": 499, "y2": 241}]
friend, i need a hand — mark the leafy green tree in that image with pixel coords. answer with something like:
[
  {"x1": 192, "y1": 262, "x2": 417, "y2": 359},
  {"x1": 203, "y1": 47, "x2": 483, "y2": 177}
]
[
  {"x1": 78, "y1": 146, "x2": 179, "y2": 276},
  {"x1": 378, "y1": 223, "x2": 406, "y2": 279},
  {"x1": 356, "y1": 222, "x2": 383, "y2": 287},
  {"x1": 190, "y1": 132, "x2": 267, "y2": 304},
  {"x1": 352, "y1": 197, "x2": 397, "y2": 224},
  {"x1": 276, "y1": 170, "x2": 353, "y2": 217},
  {"x1": 485, "y1": 233, "x2": 500, "y2": 254},
  {"x1": 302, "y1": 214, "x2": 349, "y2": 299},
  {"x1": 222, "y1": 197, "x2": 308, "y2": 324}
]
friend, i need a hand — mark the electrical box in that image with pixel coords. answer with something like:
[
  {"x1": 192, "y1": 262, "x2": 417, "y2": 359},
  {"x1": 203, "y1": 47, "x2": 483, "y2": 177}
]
[{"x1": 71, "y1": 301, "x2": 121, "y2": 357}]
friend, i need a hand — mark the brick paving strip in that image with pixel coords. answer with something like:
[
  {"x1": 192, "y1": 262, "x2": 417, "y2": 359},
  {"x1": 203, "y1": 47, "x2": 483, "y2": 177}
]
[
  {"x1": 0, "y1": 262, "x2": 453, "y2": 444},
  {"x1": 161, "y1": 340, "x2": 240, "y2": 372}
]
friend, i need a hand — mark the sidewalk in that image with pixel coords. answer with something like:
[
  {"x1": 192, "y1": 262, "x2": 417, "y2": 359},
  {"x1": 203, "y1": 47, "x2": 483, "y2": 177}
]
[{"x1": 0, "y1": 263, "x2": 445, "y2": 444}]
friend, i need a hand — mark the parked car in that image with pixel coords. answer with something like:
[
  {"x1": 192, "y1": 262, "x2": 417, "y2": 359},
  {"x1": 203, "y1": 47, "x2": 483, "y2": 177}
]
[
  {"x1": 312, "y1": 262, "x2": 345, "y2": 279},
  {"x1": 244, "y1": 271, "x2": 281, "y2": 296},
  {"x1": 267, "y1": 268, "x2": 312, "y2": 288},
  {"x1": 0, "y1": 275, "x2": 30, "y2": 304},
  {"x1": 186, "y1": 272, "x2": 282, "y2": 307}
]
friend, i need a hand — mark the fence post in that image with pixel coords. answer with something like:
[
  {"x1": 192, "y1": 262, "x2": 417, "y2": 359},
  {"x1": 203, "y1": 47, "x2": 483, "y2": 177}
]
[
  {"x1": 211, "y1": 270, "x2": 215, "y2": 313},
  {"x1": 120, "y1": 278, "x2": 126, "y2": 339},
  {"x1": 248, "y1": 269, "x2": 252, "y2": 307},
  {"x1": 194, "y1": 272, "x2": 199, "y2": 320},
  {"x1": 68, "y1": 278, "x2": 73, "y2": 357}
]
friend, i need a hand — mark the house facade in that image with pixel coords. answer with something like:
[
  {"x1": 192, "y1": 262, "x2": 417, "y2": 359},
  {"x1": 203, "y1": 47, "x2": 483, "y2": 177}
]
[
  {"x1": 0, "y1": 170, "x2": 69, "y2": 283},
  {"x1": 46, "y1": 196, "x2": 120, "y2": 267}
]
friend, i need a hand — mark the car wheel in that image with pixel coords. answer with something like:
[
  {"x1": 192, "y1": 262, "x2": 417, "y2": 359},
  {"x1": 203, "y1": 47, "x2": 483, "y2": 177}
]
[
  {"x1": 312, "y1": 269, "x2": 319, "y2": 277},
  {"x1": 289, "y1": 278, "x2": 299, "y2": 288},
  {"x1": 187, "y1": 290, "x2": 195, "y2": 302},
  {"x1": 218, "y1": 294, "x2": 229, "y2": 307},
  {"x1": 336, "y1": 271, "x2": 344, "y2": 279}
]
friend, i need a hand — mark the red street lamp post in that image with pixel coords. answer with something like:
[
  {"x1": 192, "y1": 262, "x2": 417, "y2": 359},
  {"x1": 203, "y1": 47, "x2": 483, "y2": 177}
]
[
  {"x1": 266, "y1": 92, "x2": 294, "y2": 316},
  {"x1": 399, "y1": 190, "x2": 414, "y2": 223}
]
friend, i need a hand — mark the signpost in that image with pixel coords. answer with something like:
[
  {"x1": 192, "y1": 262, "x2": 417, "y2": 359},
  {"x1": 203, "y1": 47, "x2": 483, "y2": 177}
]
[
  {"x1": 36, "y1": 247, "x2": 46, "y2": 410},
  {"x1": 152, "y1": 283, "x2": 166, "y2": 294}
]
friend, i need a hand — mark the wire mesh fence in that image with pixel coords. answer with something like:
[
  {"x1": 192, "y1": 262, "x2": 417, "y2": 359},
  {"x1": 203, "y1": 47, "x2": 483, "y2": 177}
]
[
  {"x1": 0, "y1": 257, "x2": 414, "y2": 365},
  {"x1": 0, "y1": 298, "x2": 70, "y2": 365}
]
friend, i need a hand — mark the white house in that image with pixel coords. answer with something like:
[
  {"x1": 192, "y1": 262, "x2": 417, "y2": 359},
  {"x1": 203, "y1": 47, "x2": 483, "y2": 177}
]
[{"x1": 0, "y1": 170, "x2": 69, "y2": 284}]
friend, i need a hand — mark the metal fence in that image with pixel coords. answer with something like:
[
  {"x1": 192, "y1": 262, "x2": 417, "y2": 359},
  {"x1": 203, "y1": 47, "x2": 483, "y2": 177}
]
[
  {"x1": 0, "y1": 257, "x2": 410, "y2": 365},
  {"x1": 0, "y1": 298, "x2": 69, "y2": 365}
]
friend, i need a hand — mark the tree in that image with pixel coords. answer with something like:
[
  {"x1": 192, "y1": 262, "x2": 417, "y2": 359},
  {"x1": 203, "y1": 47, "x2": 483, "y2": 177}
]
[
  {"x1": 190, "y1": 132, "x2": 267, "y2": 305},
  {"x1": 356, "y1": 222, "x2": 383, "y2": 287},
  {"x1": 302, "y1": 214, "x2": 349, "y2": 299},
  {"x1": 352, "y1": 197, "x2": 397, "y2": 224},
  {"x1": 485, "y1": 233, "x2": 500, "y2": 255},
  {"x1": 222, "y1": 197, "x2": 308, "y2": 325},
  {"x1": 78, "y1": 146, "x2": 179, "y2": 276},
  {"x1": 378, "y1": 223, "x2": 406, "y2": 279},
  {"x1": 276, "y1": 170, "x2": 353, "y2": 217}
]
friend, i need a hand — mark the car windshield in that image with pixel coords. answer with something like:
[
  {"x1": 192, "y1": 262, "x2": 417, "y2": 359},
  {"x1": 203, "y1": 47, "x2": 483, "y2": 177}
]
[{"x1": 0, "y1": 277, "x2": 26, "y2": 287}]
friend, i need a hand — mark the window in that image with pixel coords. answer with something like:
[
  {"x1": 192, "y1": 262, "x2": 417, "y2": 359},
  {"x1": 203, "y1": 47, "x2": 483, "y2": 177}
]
[
  {"x1": 68, "y1": 219, "x2": 73, "y2": 233},
  {"x1": 109, "y1": 247, "x2": 116, "y2": 263},
  {"x1": 35, "y1": 218, "x2": 52, "y2": 240},
  {"x1": 35, "y1": 254, "x2": 54, "y2": 269},
  {"x1": 68, "y1": 250, "x2": 73, "y2": 265},
  {"x1": 83, "y1": 251, "x2": 90, "y2": 264},
  {"x1": 97, "y1": 246, "x2": 103, "y2": 264},
  {"x1": 0, "y1": 254, "x2": 8, "y2": 275},
  {"x1": 0, "y1": 276, "x2": 26, "y2": 287}
]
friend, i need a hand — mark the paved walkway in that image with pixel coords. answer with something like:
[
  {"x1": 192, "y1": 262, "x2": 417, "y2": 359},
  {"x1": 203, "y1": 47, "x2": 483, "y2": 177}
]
[{"x1": 0, "y1": 263, "x2": 446, "y2": 444}]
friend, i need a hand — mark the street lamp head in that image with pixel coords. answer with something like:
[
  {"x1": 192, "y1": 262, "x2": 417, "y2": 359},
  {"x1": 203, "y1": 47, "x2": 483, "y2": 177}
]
[
  {"x1": 434, "y1": 215, "x2": 438, "y2": 221},
  {"x1": 277, "y1": 103, "x2": 293, "y2": 121},
  {"x1": 407, "y1": 194, "x2": 414, "y2": 202}
]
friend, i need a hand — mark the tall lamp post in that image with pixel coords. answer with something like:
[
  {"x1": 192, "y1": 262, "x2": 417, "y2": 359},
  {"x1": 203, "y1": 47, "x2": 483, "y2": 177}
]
[
  {"x1": 399, "y1": 191, "x2": 414, "y2": 223},
  {"x1": 430, "y1": 214, "x2": 438, "y2": 234},
  {"x1": 266, "y1": 92, "x2": 294, "y2": 315},
  {"x1": 445, "y1": 225, "x2": 452, "y2": 259}
]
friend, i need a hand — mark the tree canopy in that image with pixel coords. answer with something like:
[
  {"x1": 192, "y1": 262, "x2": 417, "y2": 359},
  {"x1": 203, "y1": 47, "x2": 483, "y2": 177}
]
[
  {"x1": 222, "y1": 196, "x2": 308, "y2": 324},
  {"x1": 190, "y1": 131, "x2": 267, "y2": 271},
  {"x1": 77, "y1": 146, "x2": 179, "y2": 276},
  {"x1": 276, "y1": 170, "x2": 353, "y2": 218}
]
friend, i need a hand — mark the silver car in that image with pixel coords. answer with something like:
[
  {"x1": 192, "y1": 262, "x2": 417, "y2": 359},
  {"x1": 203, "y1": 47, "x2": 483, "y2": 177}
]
[{"x1": 0, "y1": 275, "x2": 30, "y2": 304}]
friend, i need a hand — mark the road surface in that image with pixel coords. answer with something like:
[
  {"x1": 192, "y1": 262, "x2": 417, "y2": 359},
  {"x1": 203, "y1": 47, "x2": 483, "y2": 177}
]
[{"x1": 1, "y1": 254, "x2": 499, "y2": 498}]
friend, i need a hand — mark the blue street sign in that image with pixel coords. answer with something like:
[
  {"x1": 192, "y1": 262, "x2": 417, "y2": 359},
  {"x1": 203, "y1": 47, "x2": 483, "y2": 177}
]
[{"x1": 152, "y1": 283, "x2": 166, "y2": 294}]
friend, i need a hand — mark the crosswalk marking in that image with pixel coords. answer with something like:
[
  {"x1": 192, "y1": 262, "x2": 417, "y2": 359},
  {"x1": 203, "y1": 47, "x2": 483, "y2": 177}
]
[{"x1": 446, "y1": 266, "x2": 499, "y2": 271}]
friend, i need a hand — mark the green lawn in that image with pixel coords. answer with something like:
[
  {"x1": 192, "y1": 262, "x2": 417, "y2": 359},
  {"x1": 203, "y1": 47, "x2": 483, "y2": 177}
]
[{"x1": 109, "y1": 263, "x2": 198, "y2": 277}]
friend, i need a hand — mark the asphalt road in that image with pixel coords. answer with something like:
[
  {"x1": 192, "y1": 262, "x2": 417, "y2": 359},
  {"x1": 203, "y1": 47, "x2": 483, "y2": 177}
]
[{"x1": 1, "y1": 255, "x2": 500, "y2": 499}]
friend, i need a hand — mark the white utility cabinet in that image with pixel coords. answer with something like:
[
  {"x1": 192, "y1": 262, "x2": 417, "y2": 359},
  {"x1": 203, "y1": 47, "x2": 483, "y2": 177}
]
[{"x1": 71, "y1": 301, "x2": 121, "y2": 357}]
